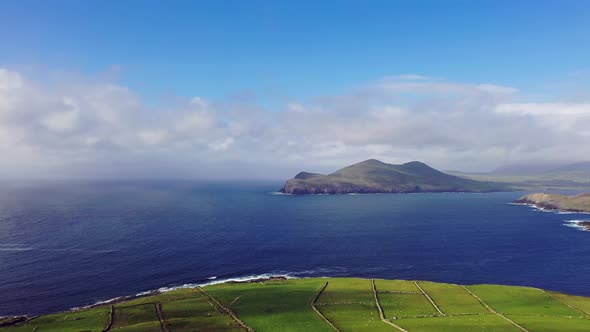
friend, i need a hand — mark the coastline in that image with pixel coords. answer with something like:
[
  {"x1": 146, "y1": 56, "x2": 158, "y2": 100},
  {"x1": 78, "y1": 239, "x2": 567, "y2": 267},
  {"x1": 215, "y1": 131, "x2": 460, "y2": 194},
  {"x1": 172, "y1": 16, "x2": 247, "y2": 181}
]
[
  {"x1": 511, "y1": 201, "x2": 590, "y2": 231},
  {"x1": 4, "y1": 272, "x2": 590, "y2": 327},
  {"x1": 2, "y1": 273, "x2": 295, "y2": 324},
  {"x1": 68, "y1": 274, "x2": 295, "y2": 313},
  {"x1": 510, "y1": 201, "x2": 590, "y2": 215}
]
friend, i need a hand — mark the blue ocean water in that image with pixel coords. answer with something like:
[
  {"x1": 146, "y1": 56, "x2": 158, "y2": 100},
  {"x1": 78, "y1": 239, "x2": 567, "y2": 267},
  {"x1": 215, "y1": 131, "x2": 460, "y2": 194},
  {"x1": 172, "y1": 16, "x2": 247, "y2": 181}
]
[{"x1": 1, "y1": 180, "x2": 589, "y2": 316}]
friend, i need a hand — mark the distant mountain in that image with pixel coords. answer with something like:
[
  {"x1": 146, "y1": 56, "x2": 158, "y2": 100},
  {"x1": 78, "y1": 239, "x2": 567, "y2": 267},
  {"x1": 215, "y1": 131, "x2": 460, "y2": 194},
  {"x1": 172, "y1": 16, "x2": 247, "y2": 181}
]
[
  {"x1": 447, "y1": 161, "x2": 590, "y2": 190},
  {"x1": 489, "y1": 163, "x2": 565, "y2": 176},
  {"x1": 490, "y1": 161, "x2": 590, "y2": 177},
  {"x1": 280, "y1": 159, "x2": 509, "y2": 194}
]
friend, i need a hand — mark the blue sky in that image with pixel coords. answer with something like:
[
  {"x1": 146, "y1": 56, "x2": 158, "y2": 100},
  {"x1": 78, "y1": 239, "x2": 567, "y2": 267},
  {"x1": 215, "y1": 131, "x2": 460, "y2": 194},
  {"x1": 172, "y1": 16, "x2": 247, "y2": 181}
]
[
  {"x1": 0, "y1": 1, "x2": 589, "y2": 178},
  {"x1": 2, "y1": 1, "x2": 589, "y2": 101}
]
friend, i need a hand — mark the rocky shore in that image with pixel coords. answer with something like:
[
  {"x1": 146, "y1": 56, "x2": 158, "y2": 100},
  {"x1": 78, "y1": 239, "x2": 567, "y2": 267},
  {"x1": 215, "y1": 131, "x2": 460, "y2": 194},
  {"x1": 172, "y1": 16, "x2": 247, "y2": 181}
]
[{"x1": 513, "y1": 193, "x2": 590, "y2": 213}]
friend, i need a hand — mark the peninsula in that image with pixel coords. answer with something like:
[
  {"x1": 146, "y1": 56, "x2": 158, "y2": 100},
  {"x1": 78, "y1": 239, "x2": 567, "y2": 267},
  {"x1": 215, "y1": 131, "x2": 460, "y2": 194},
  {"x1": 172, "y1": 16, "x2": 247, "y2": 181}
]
[
  {"x1": 514, "y1": 193, "x2": 590, "y2": 213},
  {"x1": 280, "y1": 159, "x2": 508, "y2": 194},
  {"x1": 513, "y1": 193, "x2": 590, "y2": 231}
]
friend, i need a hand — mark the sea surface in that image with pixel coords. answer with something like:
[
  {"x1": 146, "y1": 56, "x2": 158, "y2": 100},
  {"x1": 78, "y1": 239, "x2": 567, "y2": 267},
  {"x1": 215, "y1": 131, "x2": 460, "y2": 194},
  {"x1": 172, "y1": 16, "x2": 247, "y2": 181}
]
[{"x1": 1, "y1": 180, "x2": 589, "y2": 316}]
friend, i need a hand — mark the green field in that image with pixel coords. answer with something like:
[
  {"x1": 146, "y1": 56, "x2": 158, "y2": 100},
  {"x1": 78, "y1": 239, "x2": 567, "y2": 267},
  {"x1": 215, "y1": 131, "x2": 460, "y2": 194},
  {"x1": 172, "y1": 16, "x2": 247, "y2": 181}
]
[
  {"x1": 416, "y1": 282, "x2": 488, "y2": 315},
  {"x1": 379, "y1": 293, "x2": 438, "y2": 318},
  {"x1": 467, "y1": 284, "x2": 582, "y2": 316},
  {"x1": 3, "y1": 278, "x2": 590, "y2": 332}
]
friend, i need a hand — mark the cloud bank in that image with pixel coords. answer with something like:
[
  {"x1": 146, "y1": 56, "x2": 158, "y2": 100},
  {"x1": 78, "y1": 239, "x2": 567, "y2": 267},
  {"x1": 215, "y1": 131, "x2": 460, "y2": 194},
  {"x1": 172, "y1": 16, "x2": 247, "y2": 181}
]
[{"x1": 0, "y1": 68, "x2": 589, "y2": 179}]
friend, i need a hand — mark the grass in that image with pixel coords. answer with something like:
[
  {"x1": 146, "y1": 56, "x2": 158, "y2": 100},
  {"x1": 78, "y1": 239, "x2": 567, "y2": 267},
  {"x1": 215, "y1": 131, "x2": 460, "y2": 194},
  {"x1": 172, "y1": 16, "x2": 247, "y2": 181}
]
[
  {"x1": 379, "y1": 293, "x2": 439, "y2": 318},
  {"x1": 206, "y1": 278, "x2": 333, "y2": 332},
  {"x1": 318, "y1": 303, "x2": 393, "y2": 332},
  {"x1": 467, "y1": 284, "x2": 582, "y2": 316},
  {"x1": 112, "y1": 304, "x2": 161, "y2": 331},
  {"x1": 507, "y1": 315, "x2": 590, "y2": 332},
  {"x1": 162, "y1": 296, "x2": 242, "y2": 331},
  {"x1": 417, "y1": 281, "x2": 488, "y2": 315},
  {"x1": 547, "y1": 291, "x2": 590, "y2": 316},
  {"x1": 3, "y1": 278, "x2": 590, "y2": 332},
  {"x1": 0, "y1": 307, "x2": 110, "y2": 332},
  {"x1": 374, "y1": 279, "x2": 420, "y2": 293},
  {"x1": 396, "y1": 314, "x2": 521, "y2": 332},
  {"x1": 315, "y1": 278, "x2": 374, "y2": 304}
]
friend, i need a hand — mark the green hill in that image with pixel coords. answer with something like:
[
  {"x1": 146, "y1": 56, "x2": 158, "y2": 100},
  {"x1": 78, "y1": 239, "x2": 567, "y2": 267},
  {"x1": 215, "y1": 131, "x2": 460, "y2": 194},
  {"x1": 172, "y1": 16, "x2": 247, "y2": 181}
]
[
  {"x1": 280, "y1": 159, "x2": 509, "y2": 194},
  {"x1": 3, "y1": 277, "x2": 589, "y2": 332}
]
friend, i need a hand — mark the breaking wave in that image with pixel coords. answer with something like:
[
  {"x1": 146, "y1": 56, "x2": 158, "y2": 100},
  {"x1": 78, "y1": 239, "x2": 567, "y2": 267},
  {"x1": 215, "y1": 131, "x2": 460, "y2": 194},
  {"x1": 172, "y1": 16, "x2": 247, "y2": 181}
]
[
  {"x1": 69, "y1": 268, "x2": 351, "y2": 312},
  {"x1": 563, "y1": 220, "x2": 590, "y2": 232}
]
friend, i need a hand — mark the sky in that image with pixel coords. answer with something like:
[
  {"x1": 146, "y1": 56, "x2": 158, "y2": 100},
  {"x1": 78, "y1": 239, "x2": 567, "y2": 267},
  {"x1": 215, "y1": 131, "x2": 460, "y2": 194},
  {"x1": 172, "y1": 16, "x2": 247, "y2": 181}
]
[{"x1": 0, "y1": 0, "x2": 589, "y2": 179}]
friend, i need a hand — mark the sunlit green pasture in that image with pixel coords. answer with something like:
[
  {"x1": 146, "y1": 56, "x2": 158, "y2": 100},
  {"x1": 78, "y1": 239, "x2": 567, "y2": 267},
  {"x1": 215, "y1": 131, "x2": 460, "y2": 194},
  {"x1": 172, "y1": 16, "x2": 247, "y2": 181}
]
[
  {"x1": 2, "y1": 278, "x2": 590, "y2": 332},
  {"x1": 467, "y1": 284, "x2": 582, "y2": 316},
  {"x1": 417, "y1": 281, "x2": 487, "y2": 315}
]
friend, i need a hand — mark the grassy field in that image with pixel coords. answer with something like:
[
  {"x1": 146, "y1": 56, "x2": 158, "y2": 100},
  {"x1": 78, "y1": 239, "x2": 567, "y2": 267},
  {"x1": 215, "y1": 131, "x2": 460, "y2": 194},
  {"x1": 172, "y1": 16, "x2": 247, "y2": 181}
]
[
  {"x1": 318, "y1": 303, "x2": 392, "y2": 332},
  {"x1": 416, "y1": 282, "x2": 488, "y2": 315},
  {"x1": 1, "y1": 307, "x2": 110, "y2": 332},
  {"x1": 315, "y1": 278, "x2": 374, "y2": 304},
  {"x1": 379, "y1": 293, "x2": 439, "y2": 318},
  {"x1": 395, "y1": 314, "x2": 521, "y2": 332},
  {"x1": 467, "y1": 284, "x2": 582, "y2": 316},
  {"x1": 374, "y1": 279, "x2": 420, "y2": 293},
  {"x1": 506, "y1": 315, "x2": 590, "y2": 332},
  {"x1": 2, "y1": 277, "x2": 590, "y2": 332},
  {"x1": 206, "y1": 278, "x2": 333, "y2": 332}
]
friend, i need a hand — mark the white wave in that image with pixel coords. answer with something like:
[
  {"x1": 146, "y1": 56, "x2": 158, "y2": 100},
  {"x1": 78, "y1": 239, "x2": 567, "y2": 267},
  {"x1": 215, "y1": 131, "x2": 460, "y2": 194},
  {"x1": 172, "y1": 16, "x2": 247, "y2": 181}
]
[
  {"x1": 0, "y1": 247, "x2": 33, "y2": 251},
  {"x1": 563, "y1": 220, "x2": 590, "y2": 232},
  {"x1": 70, "y1": 269, "x2": 355, "y2": 312},
  {"x1": 0, "y1": 247, "x2": 120, "y2": 253},
  {"x1": 556, "y1": 211, "x2": 578, "y2": 215},
  {"x1": 287, "y1": 267, "x2": 348, "y2": 276},
  {"x1": 69, "y1": 272, "x2": 296, "y2": 312},
  {"x1": 70, "y1": 295, "x2": 130, "y2": 311},
  {"x1": 269, "y1": 191, "x2": 291, "y2": 195},
  {"x1": 512, "y1": 202, "x2": 590, "y2": 215}
]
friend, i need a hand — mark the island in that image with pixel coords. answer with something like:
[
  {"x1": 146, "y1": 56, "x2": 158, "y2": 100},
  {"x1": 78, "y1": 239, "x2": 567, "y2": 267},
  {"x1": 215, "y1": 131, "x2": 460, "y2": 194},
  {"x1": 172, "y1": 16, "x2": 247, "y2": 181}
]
[{"x1": 280, "y1": 159, "x2": 508, "y2": 194}]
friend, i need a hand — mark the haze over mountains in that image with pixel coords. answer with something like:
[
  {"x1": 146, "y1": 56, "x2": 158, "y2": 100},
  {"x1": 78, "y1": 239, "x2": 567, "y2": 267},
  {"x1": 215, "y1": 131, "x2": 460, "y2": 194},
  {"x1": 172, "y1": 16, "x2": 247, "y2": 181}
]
[
  {"x1": 280, "y1": 159, "x2": 507, "y2": 194},
  {"x1": 448, "y1": 161, "x2": 590, "y2": 189}
]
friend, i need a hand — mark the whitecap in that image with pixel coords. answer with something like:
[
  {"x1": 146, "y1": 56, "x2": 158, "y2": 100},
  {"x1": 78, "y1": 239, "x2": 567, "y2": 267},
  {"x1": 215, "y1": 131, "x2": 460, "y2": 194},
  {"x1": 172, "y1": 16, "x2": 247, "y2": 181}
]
[
  {"x1": 69, "y1": 272, "x2": 296, "y2": 312},
  {"x1": 563, "y1": 220, "x2": 590, "y2": 232},
  {"x1": 0, "y1": 247, "x2": 33, "y2": 251}
]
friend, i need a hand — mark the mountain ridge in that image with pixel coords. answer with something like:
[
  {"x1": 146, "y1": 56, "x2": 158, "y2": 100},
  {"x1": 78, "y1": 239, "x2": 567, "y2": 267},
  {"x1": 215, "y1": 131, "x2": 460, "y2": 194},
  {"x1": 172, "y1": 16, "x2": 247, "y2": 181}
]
[{"x1": 280, "y1": 159, "x2": 508, "y2": 194}]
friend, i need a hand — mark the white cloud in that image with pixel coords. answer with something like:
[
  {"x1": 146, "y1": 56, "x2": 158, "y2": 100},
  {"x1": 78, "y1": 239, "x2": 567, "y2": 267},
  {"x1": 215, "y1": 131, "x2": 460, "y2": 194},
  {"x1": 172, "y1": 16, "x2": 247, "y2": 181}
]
[
  {"x1": 496, "y1": 102, "x2": 590, "y2": 115},
  {"x1": 0, "y1": 66, "x2": 589, "y2": 178},
  {"x1": 0, "y1": 69, "x2": 24, "y2": 89},
  {"x1": 389, "y1": 74, "x2": 434, "y2": 81},
  {"x1": 41, "y1": 98, "x2": 80, "y2": 132},
  {"x1": 495, "y1": 102, "x2": 590, "y2": 136},
  {"x1": 209, "y1": 137, "x2": 234, "y2": 151},
  {"x1": 139, "y1": 129, "x2": 167, "y2": 145},
  {"x1": 176, "y1": 111, "x2": 216, "y2": 133},
  {"x1": 477, "y1": 84, "x2": 519, "y2": 95}
]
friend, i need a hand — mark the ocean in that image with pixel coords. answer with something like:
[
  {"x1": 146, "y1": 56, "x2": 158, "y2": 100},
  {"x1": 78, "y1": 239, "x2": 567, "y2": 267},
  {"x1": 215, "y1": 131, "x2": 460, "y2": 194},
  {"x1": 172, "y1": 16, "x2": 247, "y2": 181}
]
[{"x1": 1, "y1": 180, "x2": 589, "y2": 316}]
